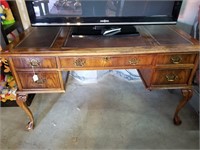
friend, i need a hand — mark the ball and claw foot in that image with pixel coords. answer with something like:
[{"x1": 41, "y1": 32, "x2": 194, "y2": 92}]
[
  {"x1": 173, "y1": 116, "x2": 182, "y2": 125},
  {"x1": 26, "y1": 121, "x2": 34, "y2": 131}
]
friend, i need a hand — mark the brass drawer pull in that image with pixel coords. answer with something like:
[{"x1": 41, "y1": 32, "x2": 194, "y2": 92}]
[
  {"x1": 35, "y1": 78, "x2": 46, "y2": 84},
  {"x1": 30, "y1": 59, "x2": 40, "y2": 67},
  {"x1": 170, "y1": 56, "x2": 182, "y2": 64},
  {"x1": 74, "y1": 58, "x2": 86, "y2": 67},
  {"x1": 165, "y1": 74, "x2": 178, "y2": 82},
  {"x1": 129, "y1": 58, "x2": 140, "y2": 65}
]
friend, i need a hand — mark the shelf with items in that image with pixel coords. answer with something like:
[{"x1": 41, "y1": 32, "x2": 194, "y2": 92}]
[
  {"x1": 0, "y1": 57, "x2": 17, "y2": 102},
  {"x1": 1, "y1": 22, "x2": 19, "y2": 44},
  {"x1": 0, "y1": 0, "x2": 34, "y2": 106},
  {"x1": 0, "y1": 0, "x2": 18, "y2": 104},
  {"x1": 0, "y1": 56, "x2": 35, "y2": 106},
  {"x1": 1, "y1": 0, "x2": 23, "y2": 45}
]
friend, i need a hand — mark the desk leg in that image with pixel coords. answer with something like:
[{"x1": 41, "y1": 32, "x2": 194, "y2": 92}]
[
  {"x1": 173, "y1": 89, "x2": 193, "y2": 125},
  {"x1": 16, "y1": 94, "x2": 34, "y2": 130}
]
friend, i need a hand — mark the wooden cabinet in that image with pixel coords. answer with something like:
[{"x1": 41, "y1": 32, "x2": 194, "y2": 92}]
[
  {"x1": 10, "y1": 57, "x2": 64, "y2": 92},
  {"x1": 138, "y1": 53, "x2": 198, "y2": 89}
]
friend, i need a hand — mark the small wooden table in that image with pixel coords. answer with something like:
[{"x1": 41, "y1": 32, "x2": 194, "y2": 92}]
[{"x1": 1, "y1": 25, "x2": 199, "y2": 130}]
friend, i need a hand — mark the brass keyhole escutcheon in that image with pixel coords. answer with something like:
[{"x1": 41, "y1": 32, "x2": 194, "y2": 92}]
[
  {"x1": 103, "y1": 56, "x2": 111, "y2": 62},
  {"x1": 129, "y1": 58, "x2": 140, "y2": 65},
  {"x1": 170, "y1": 56, "x2": 182, "y2": 64},
  {"x1": 74, "y1": 58, "x2": 86, "y2": 67}
]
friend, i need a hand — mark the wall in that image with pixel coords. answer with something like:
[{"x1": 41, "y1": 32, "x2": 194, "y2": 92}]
[
  {"x1": 177, "y1": 0, "x2": 200, "y2": 34},
  {"x1": 178, "y1": 0, "x2": 200, "y2": 114},
  {"x1": 15, "y1": 0, "x2": 31, "y2": 30}
]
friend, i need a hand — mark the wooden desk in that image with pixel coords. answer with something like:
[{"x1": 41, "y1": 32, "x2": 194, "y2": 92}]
[{"x1": 1, "y1": 25, "x2": 199, "y2": 130}]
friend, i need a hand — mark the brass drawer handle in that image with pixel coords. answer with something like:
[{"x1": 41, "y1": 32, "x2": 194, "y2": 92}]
[
  {"x1": 35, "y1": 78, "x2": 46, "y2": 84},
  {"x1": 170, "y1": 56, "x2": 182, "y2": 64},
  {"x1": 74, "y1": 58, "x2": 86, "y2": 67},
  {"x1": 165, "y1": 74, "x2": 178, "y2": 82},
  {"x1": 30, "y1": 59, "x2": 40, "y2": 67},
  {"x1": 129, "y1": 58, "x2": 140, "y2": 65}
]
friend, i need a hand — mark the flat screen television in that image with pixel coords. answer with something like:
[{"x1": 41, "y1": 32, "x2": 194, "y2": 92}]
[{"x1": 25, "y1": 0, "x2": 183, "y2": 36}]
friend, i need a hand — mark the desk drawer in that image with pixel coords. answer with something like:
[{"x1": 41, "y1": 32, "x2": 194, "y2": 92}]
[
  {"x1": 156, "y1": 54, "x2": 196, "y2": 65},
  {"x1": 59, "y1": 55, "x2": 154, "y2": 69},
  {"x1": 12, "y1": 57, "x2": 57, "y2": 69},
  {"x1": 151, "y1": 69, "x2": 191, "y2": 85},
  {"x1": 17, "y1": 71, "x2": 61, "y2": 89}
]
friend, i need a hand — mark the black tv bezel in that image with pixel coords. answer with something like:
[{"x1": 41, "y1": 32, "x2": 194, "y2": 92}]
[{"x1": 25, "y1": 0, "x2": 183, "y2": 27}]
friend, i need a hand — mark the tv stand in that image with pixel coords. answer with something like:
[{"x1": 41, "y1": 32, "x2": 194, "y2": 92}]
[{"x1": 71, "y1": 25, "x2": 140, "y2": 37}]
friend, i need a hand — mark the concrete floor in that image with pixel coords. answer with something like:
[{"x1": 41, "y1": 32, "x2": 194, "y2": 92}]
[{"x1": 0, "y1": 74, "x2": 199, "y2": 150}]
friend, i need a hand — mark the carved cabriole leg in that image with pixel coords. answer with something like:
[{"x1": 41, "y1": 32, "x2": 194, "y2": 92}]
[
  {"x1": 173, "y1": 89, "x2": 193, "y2": 125},
  {"x1": 16, "y1": 94, "x2": 34, "y2": 130}
]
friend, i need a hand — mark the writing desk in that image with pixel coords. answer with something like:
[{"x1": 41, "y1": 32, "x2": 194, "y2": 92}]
[{"x1": 1, "y1": 25, "x2": 199, "y2": 130}]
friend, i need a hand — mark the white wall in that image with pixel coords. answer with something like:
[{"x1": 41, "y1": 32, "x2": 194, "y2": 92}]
[
  {"x1": 178, "y1": 0, "x2": 200, "y2": 25},
  {"x1": 177, "y1": 0, "x2": 200, "y2": 33},
  {"x1": 15, "y1": 0, "x2": 31, "y2": 30},
  {"x1": 178, "y1": 0, "x2": 200, "y2": 114}
]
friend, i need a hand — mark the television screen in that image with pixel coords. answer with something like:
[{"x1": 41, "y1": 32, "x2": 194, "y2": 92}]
[{"x1": 26, "y1": 0, "x2": 183, "y2": 26}]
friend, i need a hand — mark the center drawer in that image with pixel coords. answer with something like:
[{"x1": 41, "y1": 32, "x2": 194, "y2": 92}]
[{"x1": 59, "y1": 55, "x2": 154, "y2": 69}]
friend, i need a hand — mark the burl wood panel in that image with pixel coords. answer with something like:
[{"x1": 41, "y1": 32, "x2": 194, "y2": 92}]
[
  {"x1": 151, "y1": 69, "x2": 192, "y2": 85},
  {"x1": 17, "y1": 71, "x2": 61, "y2": 89},
  {"x1": 12, "y1": 57, "x2": 57, "y2": 69},
  {"x1": 155, "y1": 54, "x2": 197, "y2": 65},
  {"x1": 59, "y1": 54, "x2": 154, "y2": 69}
]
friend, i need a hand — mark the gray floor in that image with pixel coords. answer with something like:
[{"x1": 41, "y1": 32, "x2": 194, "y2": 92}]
[{"x1": 0, "y1": 74, "x2": 199, "y2": 150}]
